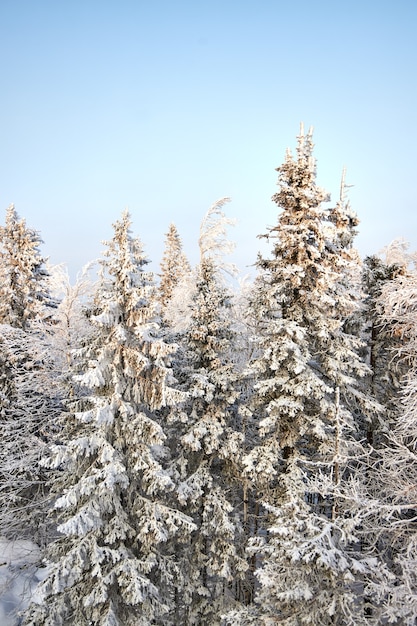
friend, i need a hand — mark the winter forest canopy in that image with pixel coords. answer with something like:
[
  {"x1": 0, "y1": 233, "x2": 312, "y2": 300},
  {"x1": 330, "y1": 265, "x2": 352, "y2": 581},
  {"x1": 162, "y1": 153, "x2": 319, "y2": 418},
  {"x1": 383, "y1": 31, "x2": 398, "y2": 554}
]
[{"x1": 1, "y1": 126, "x2": 417, "y2": 625}]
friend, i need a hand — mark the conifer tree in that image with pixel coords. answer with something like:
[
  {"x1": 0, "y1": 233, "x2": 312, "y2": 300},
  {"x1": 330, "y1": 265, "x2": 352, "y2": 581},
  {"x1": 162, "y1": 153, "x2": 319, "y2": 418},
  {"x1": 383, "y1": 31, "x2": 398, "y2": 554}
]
[
  {"x1": 360, "y1": 253, "x2": 417, "y2": 623},
  {"x1": 23, "y1": 211, "x2": 195, "y2": 626},
  {"x1": 159, "y1": 223, "x2": 191, "y2": 312},
  {"x1": 0, "y1": 205, "x2": 53, "y2": 328},
  {"x1": 167, "y1": 200, "x2": 247, "y2": 624},
  {"x1": 361, "y1": 242, "x2": 409, "y2": 441},
  {"x1": 317, "y1": 169, "x2": 378, "y2": 442},
  {"x1": 243, "y1": 125, "x2": 334, "y2": 483},
  {"x1": 232, "y1": 127, "x2": 384, "y2": 624}
]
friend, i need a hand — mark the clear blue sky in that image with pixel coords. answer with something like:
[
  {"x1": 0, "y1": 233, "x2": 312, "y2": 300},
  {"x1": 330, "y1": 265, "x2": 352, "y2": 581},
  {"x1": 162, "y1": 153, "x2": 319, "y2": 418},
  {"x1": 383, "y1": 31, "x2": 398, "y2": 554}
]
[{"x1": 1, "y1": 0, "x2": 416, "y2": 278}]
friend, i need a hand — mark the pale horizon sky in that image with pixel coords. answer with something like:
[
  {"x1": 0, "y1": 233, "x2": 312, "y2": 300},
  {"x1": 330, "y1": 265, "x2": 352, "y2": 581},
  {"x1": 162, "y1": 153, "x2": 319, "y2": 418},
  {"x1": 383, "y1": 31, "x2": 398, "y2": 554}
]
[{"x1": 1, "y1": 0, "x2": 416, "y2": 279}]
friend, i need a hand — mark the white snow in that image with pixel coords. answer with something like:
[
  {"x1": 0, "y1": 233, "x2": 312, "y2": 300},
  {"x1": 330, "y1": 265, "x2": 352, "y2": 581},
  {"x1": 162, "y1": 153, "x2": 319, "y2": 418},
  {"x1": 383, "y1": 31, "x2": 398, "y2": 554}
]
[{"x1": 0, "y1": 537, "x2": 46, "y2": 625}]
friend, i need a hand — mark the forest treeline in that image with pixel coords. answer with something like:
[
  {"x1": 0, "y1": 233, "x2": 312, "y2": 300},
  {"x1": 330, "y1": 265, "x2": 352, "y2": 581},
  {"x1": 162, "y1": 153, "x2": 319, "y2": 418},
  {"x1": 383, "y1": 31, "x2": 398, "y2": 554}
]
[{"x1": 1, "y1": 126, "x2": 417, "y2": 625}]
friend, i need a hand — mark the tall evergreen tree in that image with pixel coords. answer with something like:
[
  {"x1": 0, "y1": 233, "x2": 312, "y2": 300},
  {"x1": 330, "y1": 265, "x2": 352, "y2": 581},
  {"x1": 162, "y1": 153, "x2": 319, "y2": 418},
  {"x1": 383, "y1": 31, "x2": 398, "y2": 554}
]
[
  {"x1": 317, "y1": 169, "x2": 378, "y2": 441},
  {"x1": 166, "y1": 200, "x2": 247, "y2": 624},
  {"x1": 243, "y1": 125, "x2": 334, "y2": 481},
  {"x1": 231, "y1": 126, "x2": 384, "y2": 624},
  {"x1": 23, "y1": 211, "x2": 194, "y2": 626}
]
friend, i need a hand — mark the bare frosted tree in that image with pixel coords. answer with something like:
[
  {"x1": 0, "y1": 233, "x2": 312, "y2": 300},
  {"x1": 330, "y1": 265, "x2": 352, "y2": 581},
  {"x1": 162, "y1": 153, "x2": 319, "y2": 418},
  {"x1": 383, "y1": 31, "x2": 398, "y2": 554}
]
[
  {"x1": 45, "y1": 262, "x2": 96, "y2": 391},
  {"x1": 0, "y1": 324, "x2": 61, "y2": 546}
]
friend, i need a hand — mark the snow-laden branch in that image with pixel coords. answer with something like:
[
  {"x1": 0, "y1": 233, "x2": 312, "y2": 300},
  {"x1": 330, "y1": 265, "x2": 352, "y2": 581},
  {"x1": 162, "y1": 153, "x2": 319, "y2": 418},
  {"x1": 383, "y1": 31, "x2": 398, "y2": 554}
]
[{"x1": 198, "y1": 197, "x2": 237, "y2": 275}]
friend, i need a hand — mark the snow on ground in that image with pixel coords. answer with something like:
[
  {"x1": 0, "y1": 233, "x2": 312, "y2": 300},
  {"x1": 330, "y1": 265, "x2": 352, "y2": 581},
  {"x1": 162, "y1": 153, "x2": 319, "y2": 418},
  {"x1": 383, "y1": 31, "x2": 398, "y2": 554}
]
[{"x1": 0, "y1": 537, "x2": 46, "y2": 625}]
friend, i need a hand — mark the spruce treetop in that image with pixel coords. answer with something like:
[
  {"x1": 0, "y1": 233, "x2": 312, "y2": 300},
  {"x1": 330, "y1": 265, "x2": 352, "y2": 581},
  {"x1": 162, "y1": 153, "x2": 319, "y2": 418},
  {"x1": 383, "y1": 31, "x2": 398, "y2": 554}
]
[
  {"x1": 159, "y1": 223, "x2": 190, "y2": 311},
  {"x1": 0, "y1": 204, "x2": 52, "y2": 328}
]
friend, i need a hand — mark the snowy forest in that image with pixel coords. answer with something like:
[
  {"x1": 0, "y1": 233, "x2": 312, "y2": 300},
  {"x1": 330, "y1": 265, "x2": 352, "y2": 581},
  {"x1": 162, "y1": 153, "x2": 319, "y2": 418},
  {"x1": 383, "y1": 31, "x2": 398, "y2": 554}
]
[{"x1": 1, "y1": 126, "x2": 417, "y2": 626}]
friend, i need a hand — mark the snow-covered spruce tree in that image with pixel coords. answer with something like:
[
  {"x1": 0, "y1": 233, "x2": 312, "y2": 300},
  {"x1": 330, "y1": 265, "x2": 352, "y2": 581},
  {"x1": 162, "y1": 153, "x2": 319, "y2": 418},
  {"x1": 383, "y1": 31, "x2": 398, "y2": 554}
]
[
  {"x1": 364, "y1": 254, "x2": 417, "y2": 624},
  {"x1": 229, "y1": 126, "x2": 385, "y2": 624},
  {"x1": 242, "y1": 125, "x2": 335, "y2": 486},
  {"x1": 158, "y1": 223, "x2": 191, "y2": 313},
  {"x1": 226, "y1": 275, "x2": 260, "y2": 601},
  {"x1": 317, "y1": 169, "x2": 381, "y2": 441},
  {"x1": 165, "y1": 200, "x2": 247, "y2": 625},
  {"x1": 0, "y1": 204, "x2": 54, "y2": 329},
  {"x1": 361, "y1": 241, "x2": 409, "y2": 442},
  {"x1": 23, "y1": 211, "x2": 195, "y2": 626}
]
